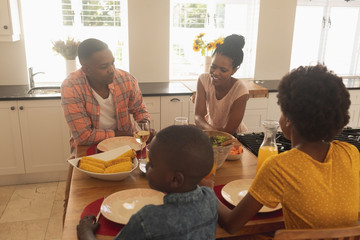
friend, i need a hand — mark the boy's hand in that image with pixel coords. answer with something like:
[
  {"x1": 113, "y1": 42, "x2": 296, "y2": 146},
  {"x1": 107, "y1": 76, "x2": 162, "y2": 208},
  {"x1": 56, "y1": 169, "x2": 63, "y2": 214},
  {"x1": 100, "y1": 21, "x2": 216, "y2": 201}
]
[{"x1": 77, "y1": 215, "x2": 99, "y2": 240}]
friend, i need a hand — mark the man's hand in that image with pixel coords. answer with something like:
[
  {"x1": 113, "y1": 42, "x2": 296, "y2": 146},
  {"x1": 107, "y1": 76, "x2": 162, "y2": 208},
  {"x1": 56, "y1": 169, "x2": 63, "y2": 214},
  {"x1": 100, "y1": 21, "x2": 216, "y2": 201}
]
[
  {"x1": 115, "y1": 129, "x2": 133, "y2": 137},
  {"x1": 77, "y1": 215, "x2": 99, "y2": 240},
  {"x1": 147, "y1": 128, "x2": 156, "y2": 144}
]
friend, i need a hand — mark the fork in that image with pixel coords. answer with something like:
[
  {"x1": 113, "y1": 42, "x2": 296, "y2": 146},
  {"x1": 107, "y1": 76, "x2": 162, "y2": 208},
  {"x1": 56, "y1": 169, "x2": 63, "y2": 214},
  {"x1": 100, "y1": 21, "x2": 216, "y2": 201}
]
[{"x1": 95, "y1": 208, "x2": 101, "y2": 223}]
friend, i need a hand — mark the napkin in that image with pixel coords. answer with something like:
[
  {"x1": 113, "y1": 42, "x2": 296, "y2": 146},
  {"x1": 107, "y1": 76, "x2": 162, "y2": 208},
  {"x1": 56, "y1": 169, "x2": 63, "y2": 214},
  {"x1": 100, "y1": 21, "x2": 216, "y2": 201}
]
[{"x1": 86, "y1": 144, "x2": 145, "y2": 159}]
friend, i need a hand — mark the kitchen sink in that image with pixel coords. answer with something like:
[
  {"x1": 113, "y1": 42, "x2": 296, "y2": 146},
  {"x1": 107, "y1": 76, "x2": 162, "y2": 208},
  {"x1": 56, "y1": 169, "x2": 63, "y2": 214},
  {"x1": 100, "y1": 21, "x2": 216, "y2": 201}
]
[{"x1": 27, "y1": 86, "x2": 61, "y2": 95}]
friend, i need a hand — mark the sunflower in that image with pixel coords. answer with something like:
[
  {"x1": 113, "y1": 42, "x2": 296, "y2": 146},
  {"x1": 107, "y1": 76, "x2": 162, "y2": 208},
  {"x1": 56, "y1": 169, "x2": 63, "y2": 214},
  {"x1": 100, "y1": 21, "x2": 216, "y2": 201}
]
[
  {"x1": 193, "y1": 44, "x2": 200, "y2": 52},
  {"x1": 214, "y1": 38, "x2": 224, "y2": 48},
  {"x1": 193, "y1": 34, "x2": 223, "y2": 56},
  {"x1": 206, "y1": 42, "x2": 215, "y2": 51}
]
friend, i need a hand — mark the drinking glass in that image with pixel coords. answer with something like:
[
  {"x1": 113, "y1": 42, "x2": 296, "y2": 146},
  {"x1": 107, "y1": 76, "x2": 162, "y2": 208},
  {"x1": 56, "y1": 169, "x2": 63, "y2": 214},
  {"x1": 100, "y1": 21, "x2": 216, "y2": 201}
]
[
  {"x1": 174, "y1": 117, "x2": 188, "y2": 125},
  {"x1": 134, "y1": 122, "x2": 150, "y2": 169}
]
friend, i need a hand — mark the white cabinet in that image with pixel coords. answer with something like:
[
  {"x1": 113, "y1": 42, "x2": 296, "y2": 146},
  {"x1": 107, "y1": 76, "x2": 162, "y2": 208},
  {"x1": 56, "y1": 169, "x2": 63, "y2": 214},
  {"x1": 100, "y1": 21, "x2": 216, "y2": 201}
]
[
  {"x1": 143, "y1": 96, "x2": 161, "y2": 132},
  {"x1": 243, "y1": 97, "x2": 268, "y2": 133},
  {"x1": 266, "y1": 92, "x2": 281, "y2": 123},
  {"x1": 0, "y1": 101, "x2": 25, "y2": 175},
  {"x1": 0, "y1": 100, "x2": 70, "y2": 176},
  {"x1": 0, "y1": 0, "x2": 20, "y2": 41},
  {"x1": 348, "y1": 90, "x2": 360, "y2": 128},
  {"x1": 160, "y1": 95, "x2": 190, "y2": 129}
]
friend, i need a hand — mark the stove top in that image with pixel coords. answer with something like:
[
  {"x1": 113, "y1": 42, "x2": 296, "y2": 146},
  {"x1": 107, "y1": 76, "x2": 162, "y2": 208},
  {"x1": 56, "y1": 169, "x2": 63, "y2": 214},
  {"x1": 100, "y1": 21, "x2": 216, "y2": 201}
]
[{"x1": 236, "y1": 128, "x2": 360, "y2": 156}]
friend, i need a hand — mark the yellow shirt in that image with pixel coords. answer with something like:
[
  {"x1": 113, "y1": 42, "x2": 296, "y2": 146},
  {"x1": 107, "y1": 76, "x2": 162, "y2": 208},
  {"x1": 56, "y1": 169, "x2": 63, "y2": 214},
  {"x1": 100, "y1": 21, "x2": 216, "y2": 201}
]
[{"x1": 249, "y1": 140, "x2": 360, "y2": 229}]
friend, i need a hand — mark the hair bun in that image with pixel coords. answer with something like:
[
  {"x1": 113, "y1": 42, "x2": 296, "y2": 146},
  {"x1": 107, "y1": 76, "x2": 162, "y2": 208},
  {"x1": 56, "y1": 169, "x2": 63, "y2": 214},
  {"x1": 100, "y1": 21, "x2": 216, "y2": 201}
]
[{"x1": 223, "y1": 34, "x2": 245, "y2": 49}]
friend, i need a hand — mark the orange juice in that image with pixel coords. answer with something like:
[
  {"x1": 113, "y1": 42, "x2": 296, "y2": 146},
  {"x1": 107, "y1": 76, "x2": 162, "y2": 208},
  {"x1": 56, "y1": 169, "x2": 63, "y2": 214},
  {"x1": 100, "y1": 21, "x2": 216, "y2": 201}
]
[{"x1": 257, "y1": 146, "x2": 278, "y2": 172}]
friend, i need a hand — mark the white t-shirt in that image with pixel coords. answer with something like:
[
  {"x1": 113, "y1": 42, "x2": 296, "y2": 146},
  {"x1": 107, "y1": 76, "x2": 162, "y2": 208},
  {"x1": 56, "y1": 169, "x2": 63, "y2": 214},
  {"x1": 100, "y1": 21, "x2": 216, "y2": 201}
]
[{"x1": 92, "y1": 89, "x2": 117, "y2": 130}]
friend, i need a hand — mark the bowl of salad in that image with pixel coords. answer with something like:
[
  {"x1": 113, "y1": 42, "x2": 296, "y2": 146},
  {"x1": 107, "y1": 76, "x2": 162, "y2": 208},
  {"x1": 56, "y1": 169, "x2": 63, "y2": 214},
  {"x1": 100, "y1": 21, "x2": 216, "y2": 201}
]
[{"x1": 204, "y1": 130, "x2": 235, "y2": 169}]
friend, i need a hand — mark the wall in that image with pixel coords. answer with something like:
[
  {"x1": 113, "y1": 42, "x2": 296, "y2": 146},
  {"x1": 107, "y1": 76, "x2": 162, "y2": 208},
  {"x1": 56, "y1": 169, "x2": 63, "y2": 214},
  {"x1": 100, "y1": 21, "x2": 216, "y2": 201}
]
[{"x1": 0, "y1": 0, "x2": 297, "y2": 86}]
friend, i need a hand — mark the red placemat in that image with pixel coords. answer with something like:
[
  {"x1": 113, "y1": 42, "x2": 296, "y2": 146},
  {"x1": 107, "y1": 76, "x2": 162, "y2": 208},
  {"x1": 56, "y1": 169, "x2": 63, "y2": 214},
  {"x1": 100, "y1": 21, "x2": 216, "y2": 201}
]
[
  {"x1": 214, "y1": 184, "x2": 283, "y2": 220},
  {"x1": 80, "y1": 197, "x2": 124, "y2": 236},
  {"x1": 80, "y1": 185, "x2": 282, "y2": 237}
]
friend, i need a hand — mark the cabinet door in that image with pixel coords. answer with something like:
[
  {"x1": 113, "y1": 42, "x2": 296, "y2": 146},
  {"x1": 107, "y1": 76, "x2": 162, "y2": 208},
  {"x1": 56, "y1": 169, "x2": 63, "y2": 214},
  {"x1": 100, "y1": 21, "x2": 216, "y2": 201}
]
[
  {"x1": 266, "y1": 92, "x2": 281, "y2": 122},
  {"x1": 243, "y1": 98, "x2": 268, "y2": 133},
  {"x1": 348, "y1": 90, "x2": 360, "y2": 128},
  {"x1": 0, "y1": 0, "x2": 21, "y2": 41},
  {"x1": 143, "y1": 97, "x2": 161, "y2": 132},
  {"x1": 0, "y1": 101, "x2": 25, "y2": 175},
  {"x1": 160, "y1": 96, "x2": 190, "y2": 129},
  {"x1": 18, "y1": 100, "x2": 70, "y2": 173}
]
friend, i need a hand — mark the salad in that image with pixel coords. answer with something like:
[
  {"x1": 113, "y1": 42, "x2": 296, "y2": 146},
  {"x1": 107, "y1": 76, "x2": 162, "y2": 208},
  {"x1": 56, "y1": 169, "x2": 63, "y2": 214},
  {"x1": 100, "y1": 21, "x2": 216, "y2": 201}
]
[{"x1": 210, "y1": 135, "x2": 227, "y2": 146}]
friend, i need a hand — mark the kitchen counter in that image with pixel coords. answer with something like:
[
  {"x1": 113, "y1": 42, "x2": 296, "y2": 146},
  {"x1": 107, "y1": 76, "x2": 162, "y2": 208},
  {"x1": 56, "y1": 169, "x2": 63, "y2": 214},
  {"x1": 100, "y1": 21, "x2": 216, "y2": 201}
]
[
  {"x1": 252, "y1": 78, "x2": 360, "y2": 92},
  {"x1": 1, "y1": 78, "x2": 359, "y2": 100},
  {"x1": 181, "y1": 80, "x2": 268, "y2": 98},
  {"x1": 0, "y1": 82, "x2": 193, "y2": 101}
]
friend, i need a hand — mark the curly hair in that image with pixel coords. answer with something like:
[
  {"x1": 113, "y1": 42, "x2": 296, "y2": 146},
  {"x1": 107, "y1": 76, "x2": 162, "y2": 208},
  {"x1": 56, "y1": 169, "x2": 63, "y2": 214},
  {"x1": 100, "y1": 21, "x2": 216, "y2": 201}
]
[
  {"x1": 277, "y1": 64, "x2": 350, "y2": 142},
  {"x1": 213, "y1": 34, "x2": 245, "y2": 69}
]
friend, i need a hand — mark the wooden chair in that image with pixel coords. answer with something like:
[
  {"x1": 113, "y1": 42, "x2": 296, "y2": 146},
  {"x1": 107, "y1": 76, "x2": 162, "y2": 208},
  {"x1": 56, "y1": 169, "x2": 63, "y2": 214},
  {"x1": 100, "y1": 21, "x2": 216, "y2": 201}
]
[{"x1": 273, "y1": 225, "x2": 360, "y2": 240}]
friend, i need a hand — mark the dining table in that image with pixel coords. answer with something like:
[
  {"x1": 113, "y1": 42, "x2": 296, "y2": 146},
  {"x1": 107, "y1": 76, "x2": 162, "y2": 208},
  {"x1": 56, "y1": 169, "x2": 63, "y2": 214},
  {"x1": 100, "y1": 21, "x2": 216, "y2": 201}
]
[{"x1": 62, "y1": 142, "x2": 288, "y2": 240}]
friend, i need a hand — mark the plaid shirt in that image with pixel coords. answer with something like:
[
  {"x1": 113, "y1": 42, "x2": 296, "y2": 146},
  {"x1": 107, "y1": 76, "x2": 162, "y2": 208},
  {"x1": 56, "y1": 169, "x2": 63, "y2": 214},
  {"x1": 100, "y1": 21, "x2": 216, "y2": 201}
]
[{"x1": 61, "y1": 68, "x2": 150, "y2": 157}]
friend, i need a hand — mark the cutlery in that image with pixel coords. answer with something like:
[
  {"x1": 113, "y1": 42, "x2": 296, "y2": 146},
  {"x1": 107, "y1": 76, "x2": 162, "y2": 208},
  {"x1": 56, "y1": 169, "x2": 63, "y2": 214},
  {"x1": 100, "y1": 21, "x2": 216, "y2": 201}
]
[{"x1": 96, "y1": 208, "x2": 101, "y2": 222}]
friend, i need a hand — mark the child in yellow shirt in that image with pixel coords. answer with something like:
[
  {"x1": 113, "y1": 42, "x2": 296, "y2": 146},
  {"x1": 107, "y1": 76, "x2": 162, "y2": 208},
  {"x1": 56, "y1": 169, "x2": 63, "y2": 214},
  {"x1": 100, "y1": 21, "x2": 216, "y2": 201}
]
[{"x1": 218, "y1": 64, "x2": 360, "y2": 232}]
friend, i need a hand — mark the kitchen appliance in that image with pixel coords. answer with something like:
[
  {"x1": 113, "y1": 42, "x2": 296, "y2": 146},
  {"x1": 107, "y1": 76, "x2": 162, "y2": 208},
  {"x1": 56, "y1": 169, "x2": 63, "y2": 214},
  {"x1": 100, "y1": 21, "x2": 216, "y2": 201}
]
[{"x1": 237, "y1": 128, "x2": 360, "y2": 156}]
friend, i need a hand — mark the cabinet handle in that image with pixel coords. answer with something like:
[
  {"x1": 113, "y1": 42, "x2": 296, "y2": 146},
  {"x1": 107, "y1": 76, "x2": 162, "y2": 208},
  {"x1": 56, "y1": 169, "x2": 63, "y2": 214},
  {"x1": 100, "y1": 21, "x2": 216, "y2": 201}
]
[
  {"x1": 170, "y1": 98, "x2": 180, "y2": 102},
  {"x1": 10, "y1": 106, "x2": 15, "y2": 110},
  {"x1": 3, "y1": 25, "x2": 8, "y2": 30},
  {"x1": 19, "y1": 106, "x2": 24, "y2": 110}
]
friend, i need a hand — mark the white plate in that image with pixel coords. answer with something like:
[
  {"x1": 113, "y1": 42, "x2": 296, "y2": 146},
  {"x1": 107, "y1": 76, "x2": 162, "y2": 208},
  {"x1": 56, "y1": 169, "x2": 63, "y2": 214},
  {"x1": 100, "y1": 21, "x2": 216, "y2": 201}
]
[
  {"x1": 68, "y1": 145, "x2": 138, "y2": 181},
  {"x1": 101, "y1": 188, "x2": 165, "y2": 224},
  {"x1": 221, "y1": 179, "x2": 282, "y2": 213},
  {"x1": 97, "y1": 136, "x2": 141, "y2": 152}
]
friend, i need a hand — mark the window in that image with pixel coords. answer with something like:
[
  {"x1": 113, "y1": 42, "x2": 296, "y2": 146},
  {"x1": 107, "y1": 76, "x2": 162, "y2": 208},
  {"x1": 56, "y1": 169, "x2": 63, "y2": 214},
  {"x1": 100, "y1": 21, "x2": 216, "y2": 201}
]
[
  {"x1": 291, "y1": 0, "x2": 360, "y2": 77},
  {"x1": 169, "y1": 0, "x2": 259, "y2": 80},
  {"x1": 21, "y1": 0, "x2": 128, "y2": 85}
]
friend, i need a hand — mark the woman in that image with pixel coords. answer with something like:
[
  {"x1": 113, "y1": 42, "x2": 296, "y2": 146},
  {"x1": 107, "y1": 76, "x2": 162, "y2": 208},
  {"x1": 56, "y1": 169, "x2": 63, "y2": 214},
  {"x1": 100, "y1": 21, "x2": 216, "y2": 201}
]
[{"x1": 195, "y1": 34, "x2": 249, "y2": 135}]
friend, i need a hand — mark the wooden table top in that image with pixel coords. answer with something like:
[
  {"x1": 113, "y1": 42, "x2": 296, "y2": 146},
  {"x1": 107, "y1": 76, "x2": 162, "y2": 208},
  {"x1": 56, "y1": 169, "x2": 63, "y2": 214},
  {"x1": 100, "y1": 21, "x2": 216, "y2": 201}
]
[{"x1": 62, "y1": 143, "x2": 284, "y2": 240}]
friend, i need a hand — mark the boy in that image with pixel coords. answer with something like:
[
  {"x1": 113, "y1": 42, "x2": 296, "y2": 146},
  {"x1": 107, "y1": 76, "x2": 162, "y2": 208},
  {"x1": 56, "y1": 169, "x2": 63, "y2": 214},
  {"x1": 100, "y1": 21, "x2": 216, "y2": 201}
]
[{"x1": 77, "y1": 125, "x2": 218, "y2": 239}]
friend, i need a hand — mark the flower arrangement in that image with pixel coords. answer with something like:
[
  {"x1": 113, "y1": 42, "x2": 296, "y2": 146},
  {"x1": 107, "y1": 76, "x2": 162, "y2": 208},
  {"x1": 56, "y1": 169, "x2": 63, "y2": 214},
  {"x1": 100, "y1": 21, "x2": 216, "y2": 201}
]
[
  {"x1": 52, "y1": 37, "x2": 81, "y2": 60},
  {"x1": 193, "y1": 33, "x2": 224, "y2": 56}
]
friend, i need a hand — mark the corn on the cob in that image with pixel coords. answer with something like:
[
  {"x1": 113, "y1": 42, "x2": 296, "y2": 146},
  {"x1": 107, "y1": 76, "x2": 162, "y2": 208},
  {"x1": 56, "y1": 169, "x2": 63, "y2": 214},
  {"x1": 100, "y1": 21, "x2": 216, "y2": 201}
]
[
  {"x1": 79, "y1": 158, "x2": 106, "y2": 170},
  {"x1": 104, "y1": 157, "x2": 132, "y2": 168},
  {"x1": 118, "y1": 149, "x2": 136, "y2": 158},
  {"x1": 80, "y1": 156, "x2": 106, "y2": 165},
  {"x1": 104, "y1": 161, "x2": 133, "y2": 173},
  {"x1": 79, "y1": 162, "x2": 105, "y2": 173}
]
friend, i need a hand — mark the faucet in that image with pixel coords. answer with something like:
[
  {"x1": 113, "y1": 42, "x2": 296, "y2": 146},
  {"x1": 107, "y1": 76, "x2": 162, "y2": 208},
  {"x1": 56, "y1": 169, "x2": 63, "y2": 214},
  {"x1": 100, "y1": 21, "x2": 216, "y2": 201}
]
[{"x1": 28, "y1": 67, "x2": 45, "y2": 89}]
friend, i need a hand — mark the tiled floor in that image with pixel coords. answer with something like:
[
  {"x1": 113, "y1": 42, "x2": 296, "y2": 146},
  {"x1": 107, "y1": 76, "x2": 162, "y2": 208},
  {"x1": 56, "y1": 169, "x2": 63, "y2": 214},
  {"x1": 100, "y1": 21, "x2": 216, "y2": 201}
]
[{"x1": 0, "y1": 181, "x2": 66, "y2": 240}]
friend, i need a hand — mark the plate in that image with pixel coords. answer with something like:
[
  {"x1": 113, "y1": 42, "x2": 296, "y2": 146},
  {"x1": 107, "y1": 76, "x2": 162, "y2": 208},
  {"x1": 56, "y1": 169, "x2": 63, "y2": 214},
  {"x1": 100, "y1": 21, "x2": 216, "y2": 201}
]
[
  {"x1": 101, "y1": 188, "x2": 165, "y2": 224},
  {"x1": 97, "y1": 136, "x2": 141, "y2": 152},
  {"x1": 221, "y1": 179, "x2": 282, "y2": 213},
  {"x1": 68, "y1": 145, "x2": 138, "y2": 181}
]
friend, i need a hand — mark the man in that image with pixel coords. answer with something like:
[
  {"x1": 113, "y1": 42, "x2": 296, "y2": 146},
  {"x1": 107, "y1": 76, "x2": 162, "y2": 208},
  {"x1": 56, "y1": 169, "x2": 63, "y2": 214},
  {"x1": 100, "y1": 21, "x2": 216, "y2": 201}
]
[{"x1": 61, "y1": 38, "x2": 151, "y2": 223}]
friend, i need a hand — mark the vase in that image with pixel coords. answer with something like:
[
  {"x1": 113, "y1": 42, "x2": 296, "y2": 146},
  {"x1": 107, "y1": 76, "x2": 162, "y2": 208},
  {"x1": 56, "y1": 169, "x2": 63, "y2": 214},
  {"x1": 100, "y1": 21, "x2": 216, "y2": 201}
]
[
  {"x1": 66, "y1": 59, "x2": 77, "y2": 76},
  {"x1": 204, "y1": 56, "x2": 212, "y2": 72}
]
